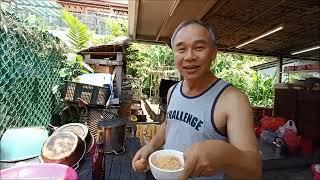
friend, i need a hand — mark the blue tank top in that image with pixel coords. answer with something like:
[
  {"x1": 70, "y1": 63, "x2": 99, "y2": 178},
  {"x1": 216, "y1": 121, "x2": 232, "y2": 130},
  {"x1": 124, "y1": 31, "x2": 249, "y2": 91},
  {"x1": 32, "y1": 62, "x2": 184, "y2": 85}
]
[{"x1": 164, "y1": 79, "x2": 231, "y2": 180}]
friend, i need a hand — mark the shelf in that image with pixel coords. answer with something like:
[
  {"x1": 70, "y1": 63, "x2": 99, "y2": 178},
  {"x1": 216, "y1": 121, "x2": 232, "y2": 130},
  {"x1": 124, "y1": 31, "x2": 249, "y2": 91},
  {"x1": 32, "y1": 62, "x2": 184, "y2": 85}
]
[{"x1": 281, "y1": 69, "x2": 320, "y2": 74}]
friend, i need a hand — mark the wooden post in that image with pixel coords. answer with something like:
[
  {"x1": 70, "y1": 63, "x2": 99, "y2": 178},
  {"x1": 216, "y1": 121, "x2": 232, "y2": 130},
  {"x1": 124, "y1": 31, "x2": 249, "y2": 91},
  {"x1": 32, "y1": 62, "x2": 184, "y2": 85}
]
[
  {"x1": 276, "y1": 56, "x2": 283, "y2": 83},
  {"x1": 115, "y1": 53, "x2": 123, "y2": 100}
]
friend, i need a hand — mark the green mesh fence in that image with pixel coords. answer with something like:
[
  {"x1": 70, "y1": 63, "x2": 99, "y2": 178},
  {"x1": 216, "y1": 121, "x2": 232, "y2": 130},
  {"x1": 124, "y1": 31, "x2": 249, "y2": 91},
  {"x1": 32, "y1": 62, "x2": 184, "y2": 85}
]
[{"x1": 0, "y1": 12, "x2": 64, "y2": 137}]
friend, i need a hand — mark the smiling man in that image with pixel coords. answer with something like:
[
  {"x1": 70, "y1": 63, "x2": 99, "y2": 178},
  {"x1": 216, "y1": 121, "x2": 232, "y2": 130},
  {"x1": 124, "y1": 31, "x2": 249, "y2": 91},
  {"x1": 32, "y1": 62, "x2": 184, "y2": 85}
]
[{"x1": 132, "y1": 20, "x2": 262, "y2": 180}]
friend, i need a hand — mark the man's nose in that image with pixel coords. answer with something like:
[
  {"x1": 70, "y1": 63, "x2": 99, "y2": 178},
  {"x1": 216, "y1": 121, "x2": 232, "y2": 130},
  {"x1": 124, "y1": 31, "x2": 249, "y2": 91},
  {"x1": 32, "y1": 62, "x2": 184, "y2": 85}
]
[{"x1": 184, "y1": 49, "x2": 195, "y2": 61}]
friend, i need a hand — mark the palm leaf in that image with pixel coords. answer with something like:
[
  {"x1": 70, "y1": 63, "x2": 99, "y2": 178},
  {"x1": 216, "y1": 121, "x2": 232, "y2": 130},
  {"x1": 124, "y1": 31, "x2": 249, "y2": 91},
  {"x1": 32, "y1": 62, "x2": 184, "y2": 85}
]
[{"x1": 61, "y1": 9, "x2": 90, "y2": 50}]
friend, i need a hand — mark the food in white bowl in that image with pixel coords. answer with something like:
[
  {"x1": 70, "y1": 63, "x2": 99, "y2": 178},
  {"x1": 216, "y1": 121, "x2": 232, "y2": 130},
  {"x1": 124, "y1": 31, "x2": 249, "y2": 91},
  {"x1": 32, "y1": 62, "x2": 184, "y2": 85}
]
[
  {"x1": 154, "y1": 155, "x2": 182, "y2": 170},
  {"x1": 149, "y1": 149, "x2": 184, "y2": 180}
]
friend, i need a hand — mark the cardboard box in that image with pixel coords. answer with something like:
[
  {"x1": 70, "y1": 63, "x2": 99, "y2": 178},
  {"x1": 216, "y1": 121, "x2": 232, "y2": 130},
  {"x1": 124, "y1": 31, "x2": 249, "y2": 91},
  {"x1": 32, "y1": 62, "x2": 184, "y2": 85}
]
[{"x1": 91, "y1": 65, "x2": 114, "y2": 73}]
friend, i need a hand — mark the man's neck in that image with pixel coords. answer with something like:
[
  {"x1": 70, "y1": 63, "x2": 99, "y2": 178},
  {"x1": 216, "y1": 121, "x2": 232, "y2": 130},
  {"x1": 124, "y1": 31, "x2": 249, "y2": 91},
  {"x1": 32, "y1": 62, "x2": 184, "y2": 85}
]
[{"x1": 183, "y1": 73, "x2": 217, "y2": 95}]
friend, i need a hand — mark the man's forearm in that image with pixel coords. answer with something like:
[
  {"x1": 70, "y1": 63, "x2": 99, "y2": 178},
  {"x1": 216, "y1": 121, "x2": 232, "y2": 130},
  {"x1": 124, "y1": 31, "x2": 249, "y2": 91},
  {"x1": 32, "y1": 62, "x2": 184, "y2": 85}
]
[
  {"x1": 147, "y1": 121, "x2": 166, "y2": 150},
  {"x1": 224, "y1": 146, "x2": 262, "y2": 180}
]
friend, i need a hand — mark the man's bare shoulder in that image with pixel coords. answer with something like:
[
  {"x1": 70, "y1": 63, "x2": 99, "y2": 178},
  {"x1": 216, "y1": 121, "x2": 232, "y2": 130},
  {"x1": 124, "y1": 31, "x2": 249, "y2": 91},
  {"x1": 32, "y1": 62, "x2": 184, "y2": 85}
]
[
  {"x1": 221, "y1": 85, "x2": 250, "y2": 105},
  {"x1": 217, "y1": 85, "x2": 251, "y2": 114}
]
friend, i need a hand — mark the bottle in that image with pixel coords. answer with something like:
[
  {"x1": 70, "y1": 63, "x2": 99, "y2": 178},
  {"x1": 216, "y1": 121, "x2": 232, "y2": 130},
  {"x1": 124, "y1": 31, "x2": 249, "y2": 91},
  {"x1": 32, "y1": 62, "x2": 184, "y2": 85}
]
[{"x1": 93, "y1": 130, "x2": 105, "y2": 180}]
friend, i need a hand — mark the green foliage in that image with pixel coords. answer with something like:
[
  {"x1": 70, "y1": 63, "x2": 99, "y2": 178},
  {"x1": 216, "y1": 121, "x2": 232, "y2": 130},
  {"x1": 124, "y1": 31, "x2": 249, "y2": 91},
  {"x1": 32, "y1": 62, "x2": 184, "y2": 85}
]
[
  {"x1": 90, "y1": 17, "x2": 128, "y2": 46},
  {"x1": 105, "y1": 18, "x2": 128, "y2": 37},
  {"x1": 212, "y1": 53, "x2": 252, "y2": 92},
  {"x1": 248, "y1": 72, "x2": 275, "y2": 107},
  {"x1": 60, "y1": 9, "x2": 90, "y2": 80},
  {"x1": 62, "y1": 9, "x2": 90, "y2": 51},
  {"x1": 22, "y1": 14, "x2": 48, "y2": 31},
  {"x1": 127, "y1": 43, "x2": 175, "y2": 97},
  {"x1": 59, "y1": 54, "x2": 88, "y2": 80},
  {"x1": 127, "y1": 43, "x2": 174, "y2": 76},
  {"x1": 212, "y1": 53, "x2": 275, "y2": 107}
]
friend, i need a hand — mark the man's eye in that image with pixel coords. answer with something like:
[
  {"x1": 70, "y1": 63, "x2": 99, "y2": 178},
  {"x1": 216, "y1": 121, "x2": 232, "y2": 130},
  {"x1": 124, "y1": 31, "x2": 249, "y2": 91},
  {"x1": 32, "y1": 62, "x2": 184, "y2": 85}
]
[
  {"x1": 195, "y1": 47, "x2": 204, "y2": 51},
  {"x1": 178, "y1": 48, "x2": 186, "y2": 52}
]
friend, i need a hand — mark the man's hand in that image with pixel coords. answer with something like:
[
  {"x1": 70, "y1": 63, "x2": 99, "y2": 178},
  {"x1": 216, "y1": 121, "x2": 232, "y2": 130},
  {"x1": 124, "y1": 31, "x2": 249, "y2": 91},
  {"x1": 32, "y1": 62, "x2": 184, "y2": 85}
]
[
  {"x1": 132, "y1": 144, "x2": 155, "y2": 172},
  {"x1": 180, "y1": 139, "x2": 261, "y2": 180},
  {"x1": 181, "y1": 140, "x2": 242, "y2": 180}
]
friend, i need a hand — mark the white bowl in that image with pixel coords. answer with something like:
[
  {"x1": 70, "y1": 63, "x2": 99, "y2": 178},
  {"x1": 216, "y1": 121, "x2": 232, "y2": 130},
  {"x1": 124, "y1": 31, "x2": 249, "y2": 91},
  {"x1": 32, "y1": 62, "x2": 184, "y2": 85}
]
[{"x1": 149, "y1": 149, "x2": 184, "y2": 180}]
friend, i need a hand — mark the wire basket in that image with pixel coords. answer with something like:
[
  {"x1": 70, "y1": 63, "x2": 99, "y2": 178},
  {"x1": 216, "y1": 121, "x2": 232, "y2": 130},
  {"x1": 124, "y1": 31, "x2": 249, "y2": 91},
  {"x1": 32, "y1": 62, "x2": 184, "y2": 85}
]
[
  {"x1": 81, "y1": 108, "x2": 117, "y2": 138},
  {"x1": 63, "y1": 81, "x2": 110, "y2": 107}
]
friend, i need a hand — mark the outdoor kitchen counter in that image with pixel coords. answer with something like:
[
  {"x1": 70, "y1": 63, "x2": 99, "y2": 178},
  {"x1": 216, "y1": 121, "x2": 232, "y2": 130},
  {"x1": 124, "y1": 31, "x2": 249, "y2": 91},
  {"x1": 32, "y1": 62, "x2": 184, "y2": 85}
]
[{"x1": 77, "y1": 137, "x2": 156, "y2": 180}]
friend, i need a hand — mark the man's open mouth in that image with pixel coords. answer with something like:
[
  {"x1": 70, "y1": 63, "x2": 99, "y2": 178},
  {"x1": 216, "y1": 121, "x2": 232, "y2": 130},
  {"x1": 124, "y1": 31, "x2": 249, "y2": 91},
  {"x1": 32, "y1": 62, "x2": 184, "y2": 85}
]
[{"x1": 183, "y1": 65, "x2": 200, "y2": 69}]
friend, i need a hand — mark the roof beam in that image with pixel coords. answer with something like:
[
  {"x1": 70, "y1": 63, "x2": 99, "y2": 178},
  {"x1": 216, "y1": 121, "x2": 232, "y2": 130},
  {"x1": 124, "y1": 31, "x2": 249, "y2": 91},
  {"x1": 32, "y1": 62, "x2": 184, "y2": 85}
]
[
  {"x1": 156, "y1": 0, "x2": 180, "y2": 41},
  {"x1": 128, "y1": 0, "x2": 139, "y2": 39},
  {"x1": 196, "y1": 0, "x2": 219, "y2": 20},
  {"x1": 136, "y1": 34, "x2": 170, "y2": 44}
]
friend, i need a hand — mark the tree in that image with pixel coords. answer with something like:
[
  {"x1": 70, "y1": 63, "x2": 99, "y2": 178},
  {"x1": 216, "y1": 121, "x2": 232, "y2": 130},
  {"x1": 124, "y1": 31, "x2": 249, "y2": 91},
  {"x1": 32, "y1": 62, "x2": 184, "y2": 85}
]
[
  {"x1": 212, "y1": 53, "x2": 275, "y2": 107},
  {"x1": 105, "y1": 17, "x2": 128, "y2": 37},
  {"x1": 126, "y1": 43, "x2": 174, "y2": 98},
  {"x1": 62, "y1": 9, "x2": 90, "y2": 51},
  {"x1": 90, "y1": 17, "x2": 128, "y2": 46},
  {"x1": 59, "y1": 9, "x2": 91, "y2": 80},
  {"x1": 248, "y1": 72, "x2": 275, "y2": 107}
]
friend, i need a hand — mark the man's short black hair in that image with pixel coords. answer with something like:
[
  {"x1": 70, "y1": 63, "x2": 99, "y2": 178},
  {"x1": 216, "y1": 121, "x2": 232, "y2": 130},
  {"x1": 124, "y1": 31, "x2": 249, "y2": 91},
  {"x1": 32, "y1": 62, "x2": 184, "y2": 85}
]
[{"x1": 171, "y1": 20, "x2": 216, "y2": 47}]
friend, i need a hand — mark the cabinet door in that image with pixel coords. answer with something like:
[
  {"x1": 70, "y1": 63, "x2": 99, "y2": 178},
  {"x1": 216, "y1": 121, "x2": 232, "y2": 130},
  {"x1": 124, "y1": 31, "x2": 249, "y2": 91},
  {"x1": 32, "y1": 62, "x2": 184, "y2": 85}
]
[
  {"x1": 274, "y1": 89, "x2": 297, "y2": 120},
  {"x1": 296, "y1": 90, "x2": 320, "y2": 142}
]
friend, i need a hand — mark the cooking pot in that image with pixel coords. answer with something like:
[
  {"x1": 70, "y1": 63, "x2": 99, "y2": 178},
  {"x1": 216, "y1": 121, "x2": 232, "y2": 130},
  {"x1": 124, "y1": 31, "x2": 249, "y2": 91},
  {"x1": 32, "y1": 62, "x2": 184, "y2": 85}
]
[
  {"x1": 40, "y1": 131, "x2": 86, "y2": 169},
  {"x1": 98, "y1": 118, "x2": 127, "y2": 154},
  {"x1": 85, "y1": 132, "x2": 95, "y2": 157},
  {"x1": 52, "y1": 123, "x2": 94, "y2": 156},
  {"x1": 0, "y1": 126, "x2": 48, "y2": 162},
  {"x1": 54, "y1": 123, "x2": 90, "y2": 143}
]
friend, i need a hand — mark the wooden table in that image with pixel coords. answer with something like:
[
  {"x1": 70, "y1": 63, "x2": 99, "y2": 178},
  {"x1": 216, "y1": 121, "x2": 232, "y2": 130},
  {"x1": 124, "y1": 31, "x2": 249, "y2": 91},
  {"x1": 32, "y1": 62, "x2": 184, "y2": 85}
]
[{"x1": 77, "y1": 137, "x2": 155, "y2": 180}]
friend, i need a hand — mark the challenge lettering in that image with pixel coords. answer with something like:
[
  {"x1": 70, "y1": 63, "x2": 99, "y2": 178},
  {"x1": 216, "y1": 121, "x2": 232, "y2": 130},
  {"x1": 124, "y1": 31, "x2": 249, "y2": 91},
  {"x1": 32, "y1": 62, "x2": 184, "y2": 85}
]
[{"x1": 167, "y1": 110, "x2": 203, "y2": 131}]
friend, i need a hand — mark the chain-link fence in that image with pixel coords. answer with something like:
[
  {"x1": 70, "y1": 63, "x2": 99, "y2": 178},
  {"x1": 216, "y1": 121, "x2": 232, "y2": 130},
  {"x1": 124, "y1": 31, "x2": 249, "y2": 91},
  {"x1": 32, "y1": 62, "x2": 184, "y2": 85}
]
[{"x1": 0, "y1": 11, "x2": 64, "y2": 137}]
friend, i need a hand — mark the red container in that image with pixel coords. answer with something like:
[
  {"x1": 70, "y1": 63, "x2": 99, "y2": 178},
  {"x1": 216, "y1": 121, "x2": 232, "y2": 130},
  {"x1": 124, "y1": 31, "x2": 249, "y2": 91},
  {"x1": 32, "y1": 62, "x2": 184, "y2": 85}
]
[
  {"x1": 296, "y1": 65, "x2": 308, "y2": 71},
  {"x1": 254, "y1": 127, "x2": 262, "y2": 137},
  {"x1": 300, "y1": 137, "x2": 313, "y2": 155},
  {"x1": 284, "y1": 66, "x2": 295, "y2": 72},
  {"x1": 307, "y1": 63, "x2": 320, "y2": 70},
  {"x1": 260, "y1": 116, "x2": 286, "y2": 131}
]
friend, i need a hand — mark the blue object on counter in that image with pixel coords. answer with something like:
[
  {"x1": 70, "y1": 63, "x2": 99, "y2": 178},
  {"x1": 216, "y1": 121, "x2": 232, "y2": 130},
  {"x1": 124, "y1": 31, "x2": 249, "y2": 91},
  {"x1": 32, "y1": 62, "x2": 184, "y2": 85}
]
[{"x1": 0, "y1": 127, "x2": 48, "y2": 162}]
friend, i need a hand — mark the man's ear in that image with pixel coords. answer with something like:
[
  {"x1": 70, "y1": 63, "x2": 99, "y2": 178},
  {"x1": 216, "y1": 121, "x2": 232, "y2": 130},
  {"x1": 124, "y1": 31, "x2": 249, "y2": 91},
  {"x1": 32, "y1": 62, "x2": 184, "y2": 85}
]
[
  {"x1": 211, "y1": 47, "x2": 218, "y2": 64},
  {"x1": 212, "y1": 47, "x2": 218, "y2": 59}
]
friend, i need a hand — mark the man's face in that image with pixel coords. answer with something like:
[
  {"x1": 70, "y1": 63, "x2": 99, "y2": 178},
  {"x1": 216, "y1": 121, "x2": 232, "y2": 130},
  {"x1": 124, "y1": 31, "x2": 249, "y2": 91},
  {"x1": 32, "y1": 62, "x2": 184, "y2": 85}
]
[{"x1": 173, "y1": 24, "x2": 217, "y2": 80}]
